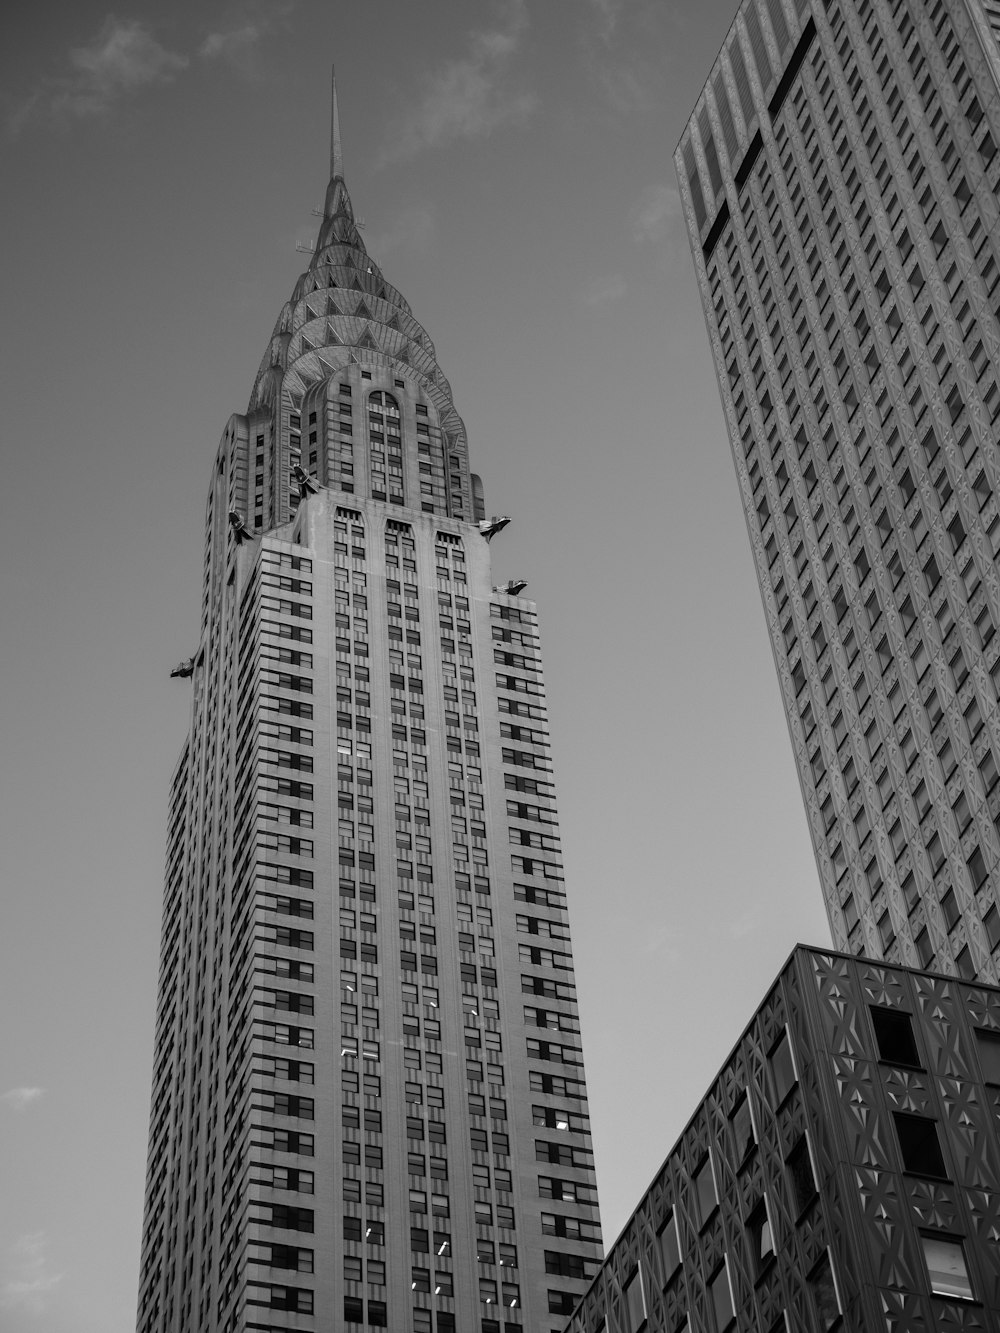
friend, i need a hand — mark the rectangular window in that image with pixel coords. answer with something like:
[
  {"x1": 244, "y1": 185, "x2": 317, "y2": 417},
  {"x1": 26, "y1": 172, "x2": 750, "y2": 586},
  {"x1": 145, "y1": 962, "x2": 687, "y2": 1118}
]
[
  {"x1": 787, "y1": 1135, "x2": 817, "y2": 1215},
  {"x1": 894, "y1": 1113, "x2": 948, "y2": 1179},
  {"x1": 748, "y1": 1197, "x2": 774, "y2": 1274},
  {"x1": 769, "y1": 1030, "x2": 797, "y2": 1103},
  {"x1": 870, "y1": 1008, "x2": 921, "y2": 1068},
  {"x1": 921, "y1": 1234, "x2": 973, "y2": 1299},
  {"x1": 808, "y1": 1251, "x2": 841, "y2": 1329},
  {"x1": 693, "y1": 1154, "x2": 717, "y2": 1226},
  {"x1": 731, "y1": 1092, "x2": 756, "y2": 1161},
  {"x1": 709, "y1": 1260, "x2": 734, "y2": 1330},
  {"x1": 623, "y1": 1265, "x2": 646, "y2": 1332},
  {"x1": 657, "y1": 1211, "x2": 681, "y2": 1282}
]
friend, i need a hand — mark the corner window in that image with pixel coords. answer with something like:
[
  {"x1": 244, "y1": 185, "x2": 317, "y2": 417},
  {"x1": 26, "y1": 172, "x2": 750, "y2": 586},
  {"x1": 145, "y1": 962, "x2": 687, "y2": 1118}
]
[{"x1": 921, "y1": 1234, "x2": 973, "y2": 1300}]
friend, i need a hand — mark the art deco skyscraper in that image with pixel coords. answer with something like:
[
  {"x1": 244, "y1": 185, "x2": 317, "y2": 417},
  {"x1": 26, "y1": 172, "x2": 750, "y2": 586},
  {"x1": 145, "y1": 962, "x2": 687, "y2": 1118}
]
[
  {"x1": 679, "y1": 0, "x2": 1000, "y2": 982},
  {"x1": 135, "y1": 86, "x2": 601, "y2": 1333}
]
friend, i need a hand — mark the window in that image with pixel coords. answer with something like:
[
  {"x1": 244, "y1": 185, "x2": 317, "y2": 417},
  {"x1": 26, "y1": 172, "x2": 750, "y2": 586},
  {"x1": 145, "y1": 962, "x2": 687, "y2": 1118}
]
[
  {"x1": 894, "y1": 1113, "x2": 948, "y2": 1179},
  {"x1": 921, "y1": 1234, "x2": 973, "y2": 1299},
  {"x1": 731, "y1": 1093, "x2": 756, "y2": 1161},
  {"x1": 693, "y1": 1154, "x2": 717, "y2": 1226},
  {"x1": 870, "y1": 1008, "x2": 921, "y2": 1067},
  {"x1": 787, "y1": 1135, "x2": 817, "y2": 1215},
  {"x1": 623, "y1": 1265, "x2": 646, "y2": 1332},
  {"x1": 658, "y1": 1211, "x2": 681, "y2": 1282},
  {"x1": 709, "y1": 1260, "x2": 734, "y2": 1330},
  {"x1": 769, "y1": 1031, "x2": 796, "y2": 1103},
  {"x1": 808, "y1": 1252, "x2": 841, "y2": 1329},
  {"x1": 747, "y1": 1198, "x2": 774, "y2": 1274}
]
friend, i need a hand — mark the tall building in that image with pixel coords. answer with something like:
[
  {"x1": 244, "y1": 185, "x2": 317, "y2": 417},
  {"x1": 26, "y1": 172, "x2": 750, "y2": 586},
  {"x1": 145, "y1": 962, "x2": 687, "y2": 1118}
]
[
  {"x1": 135, "y1": 84, "x2": 601, "y2": 1333},
  {"x1": 677, "y1": 0, "x2": 1000, "y2": 983},
  {"x1": 563, "y1": 944, "x2": 1000, "y2": 1332}
]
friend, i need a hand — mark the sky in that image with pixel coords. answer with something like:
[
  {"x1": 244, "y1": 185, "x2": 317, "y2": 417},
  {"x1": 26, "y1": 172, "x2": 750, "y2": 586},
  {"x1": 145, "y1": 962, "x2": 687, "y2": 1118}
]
[{"x1": 0, "y1": 1, "x2": 831, "y2": 1328}]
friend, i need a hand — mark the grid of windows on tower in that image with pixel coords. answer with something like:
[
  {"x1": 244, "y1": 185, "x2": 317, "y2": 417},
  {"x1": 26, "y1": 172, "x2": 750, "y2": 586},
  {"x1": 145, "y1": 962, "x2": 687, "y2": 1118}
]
[
  {"x1": 138, "y1": 94, "x2": 600, "y2": 1333},
  {"x1": 678, "y1": 0, "x2": 1000, "y2": 985}
]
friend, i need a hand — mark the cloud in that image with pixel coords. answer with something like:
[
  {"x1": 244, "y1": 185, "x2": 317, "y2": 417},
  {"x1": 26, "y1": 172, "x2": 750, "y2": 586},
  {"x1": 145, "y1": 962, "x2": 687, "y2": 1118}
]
[
  {"x1": 581, "y1": 274, "x2": 627, "y2": 307},
  {"x1": 632, "y1": 182, "x2": 682, "y2": 244},
  {"x1": 9, "y1": 18, "x2": 187, "y2": 131},
  {"x1": 57, "y1": 18, "x2": 187, "y2": 117},
  {"x1": 380, "y1": 0, "x2": 536, "y2": 162},
  {"x1": 0, "y1": 1087, "x2": 43, "y2": 1111},
  {"x1": 590, "y1": 0, "x2": 625, "y2": 42},
  {"x1": 199, "y1": 3, "x2": 294, "y2": 73},
  {"x1": 200, "y1": 25, "x2": 262, "y2": 65},
  {"x1": 0, "y1": 1234, "x2": 62, "y2": 1314},
  {"x1": 365, "y1": 205, "x2": 436, "y2": 259}
]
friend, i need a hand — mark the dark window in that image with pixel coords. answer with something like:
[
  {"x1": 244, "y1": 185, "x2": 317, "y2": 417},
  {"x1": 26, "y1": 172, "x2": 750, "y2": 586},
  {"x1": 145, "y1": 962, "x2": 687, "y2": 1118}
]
[
  {"x1": 693, "y1": 1155, "x2": 717, "y2": 1225},
  {"x1": 747, "y1": 1199, "x2": 775, "y2": 1274},
  {"x1": 344, "y1": 1295, "x2": 365, "y2": 1323},
  {"x1": 769, "y1": 1031, "x2": 797, "y2": 1103},
  {"x1": 808, "y1": 1252, "x2": 841, "y2": 1329},
  {"x1": 709, "y1": 1262, "x2": 734, "y2": 1329},
  {"x1": 870, "y1": 1008, "x2": 921, "y2": 1067},
  {"x1": 623, "y1": 1266, "x2": 646, "y2": 1331},
  {"x1": 894, "y1": 1113, "x2": 948, "y2": 1179},
  {"x1": 787, "y1": 1135, "x2": 817, "y2": 1215},
  {"x1": 657, "y1": 1211, "x2": 681, "y2": 1282},
  {"x1": 731, "y1": 1093, "x2": 756, "y2": 1160}
]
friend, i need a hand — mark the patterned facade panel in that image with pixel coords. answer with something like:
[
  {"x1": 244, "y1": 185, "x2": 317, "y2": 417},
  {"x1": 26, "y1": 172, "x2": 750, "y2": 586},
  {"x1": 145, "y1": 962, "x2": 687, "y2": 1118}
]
[{"x1": 566, "y1": 947, "x2": 1000, "y2": 1332}]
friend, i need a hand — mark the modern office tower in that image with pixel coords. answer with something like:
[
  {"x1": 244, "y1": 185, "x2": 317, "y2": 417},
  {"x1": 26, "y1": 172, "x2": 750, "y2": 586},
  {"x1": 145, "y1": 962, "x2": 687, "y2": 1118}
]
[
  {"x1": 563, "y1": 944, "x2": 1000, "y2": 1332},
  {"x1": 677, "y1": 0, "x2": 1000, "y2": 983},
  {"x1": 135, "y1": 87, "x2": 601, "y2": 1333}
]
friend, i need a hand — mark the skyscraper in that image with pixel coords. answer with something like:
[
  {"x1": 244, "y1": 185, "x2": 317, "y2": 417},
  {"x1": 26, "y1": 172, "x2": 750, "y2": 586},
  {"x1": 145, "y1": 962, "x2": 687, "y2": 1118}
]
[
  {"x1": 678, "y1": 0, "x2": 1000, "y2": 982},
  {"x1": 135, "y1": 83, "x2": 601, "y2": 1333}
]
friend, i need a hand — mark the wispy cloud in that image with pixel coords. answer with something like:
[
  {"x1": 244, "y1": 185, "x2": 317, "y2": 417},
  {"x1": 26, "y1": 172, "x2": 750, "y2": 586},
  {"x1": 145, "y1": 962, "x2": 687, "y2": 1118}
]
[
  {"x1": 0, "y1": 1234, "x2": 62, "y2": 1314},
  {"x1": 589, "y1": 0, "x2": 626, "y2": 42},
  {"x1": 0, "y1": 1087, "x2": 43, "y2": 1112},
  {"x1": 200, "y1": 25, "x2": 262, "y2": 65},
  {"x1": 632, "y1": 182, "x2": 682, "y2": 244},
  {"x1": 581, "y1": 274, "x2": 627, "y2": 307},
  {"x1": 380, "y1": 0, "x2": 536, "y2": 162},
  {"x1": 199, "y1": 2, "x2": 294, "y2": 74},
  {"x1": 58, "y1": 18, "x2": 186, "y2": 118},
  {"x1": 366, "y1": 204, "x2": 436, "y2": 260},
  {"x1": 9, "y1": 18, "x2": 187, "y2": 133}
]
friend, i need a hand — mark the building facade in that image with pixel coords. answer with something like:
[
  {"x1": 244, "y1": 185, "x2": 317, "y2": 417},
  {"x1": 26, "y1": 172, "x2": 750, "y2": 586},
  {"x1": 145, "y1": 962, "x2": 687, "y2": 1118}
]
[
  {"x1": 135, "y1": 94, "x2": 601, "y2": 1333},
  {"x1": 677, "y1": 0, "x2": 1000, "y2": 982},
  {"x1": 564, "y1": 944, "x2": 1000, "y2": 1332}
]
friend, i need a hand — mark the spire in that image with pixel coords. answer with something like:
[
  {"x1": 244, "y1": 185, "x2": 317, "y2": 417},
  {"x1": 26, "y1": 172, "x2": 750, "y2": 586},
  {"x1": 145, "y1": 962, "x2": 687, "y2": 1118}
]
[
  {"x1": 330, "y1": 65, "x2": 343, "y2": 181},
  {"x1": 314, "y1": 65, "x2": 363, "y2": 260}
]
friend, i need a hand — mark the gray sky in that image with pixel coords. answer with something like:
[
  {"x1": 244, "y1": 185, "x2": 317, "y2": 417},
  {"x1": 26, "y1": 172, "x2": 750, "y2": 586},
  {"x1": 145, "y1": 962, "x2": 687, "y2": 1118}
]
[{"x1": 0, "y1": 1, "x2": 830, "y2": 1327}]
